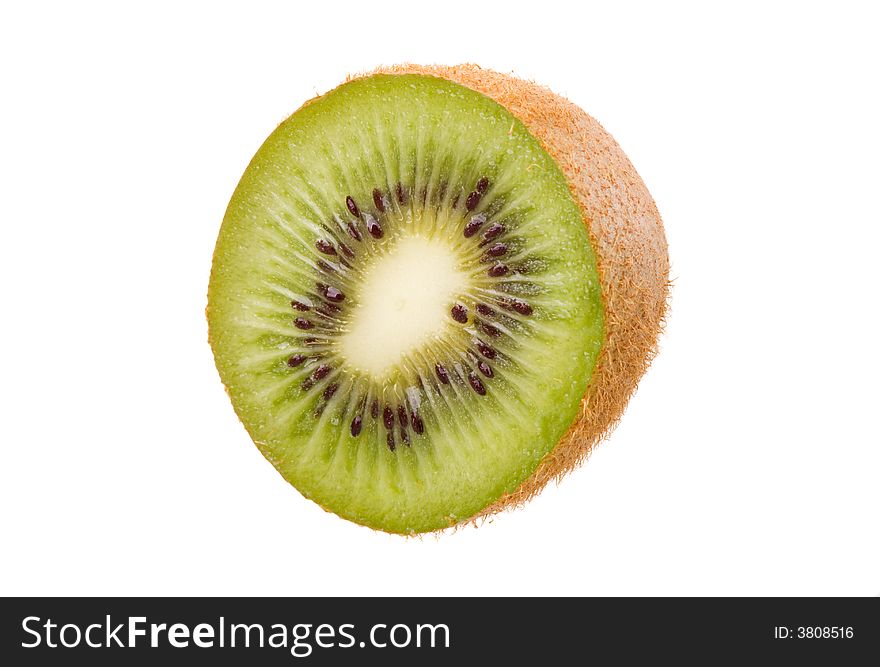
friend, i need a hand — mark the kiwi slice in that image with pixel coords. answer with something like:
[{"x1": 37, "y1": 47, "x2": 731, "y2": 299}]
[{"x1": 208, "y1": 65, "x2": 668, "y2": 534}]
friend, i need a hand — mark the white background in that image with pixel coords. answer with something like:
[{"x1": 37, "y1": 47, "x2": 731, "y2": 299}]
[{"x1": 1, "y1": 1, "x2": 877, "y2": 596}]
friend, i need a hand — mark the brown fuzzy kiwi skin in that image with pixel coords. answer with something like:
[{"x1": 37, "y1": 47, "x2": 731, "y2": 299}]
[{"x1": 356, "y1": 64, "x2": 670, "y2": 525}]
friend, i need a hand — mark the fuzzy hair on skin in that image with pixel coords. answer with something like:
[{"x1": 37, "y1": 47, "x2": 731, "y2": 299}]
[{"x1": 357, "y1": 65, "x2": 670, "y2": 526}]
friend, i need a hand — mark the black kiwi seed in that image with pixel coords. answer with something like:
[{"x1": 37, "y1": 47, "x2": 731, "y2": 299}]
[
  {"x1": 346, "y1": 195, "x2": 360, "y2": 218},
  {"x1": 311, "y1": 364, "x2": 331, "y2": 381},
  {"x1": 371, "y1": 399, "x2": 379, "y2": 419},
  {"x1": 463, "y1": 213, "x2": 487, "y2": 238},
  {"x1": 323, "y1": 286, "x2": 345, "y2": 302},
  {"x1": 396, "y1": 182, "x2": 407, "y2": 205},
  {"x1": 316, "y1": 259, "x2": 336, "y2": 274},
  {"x1": 479, "y1": 321, "x2": 501, "y2": 338},
  {"x1": 486, "y1": 243, "x2": 508, "y2": 257},
  {"x1": 323, "y1": 382, "x2": 339, "y2": 400},
  {"x1": 383, "y1": 406, "x2": 394, "y2": 430},
  {"x1": 476, "y1": 176, "x2": 490, "y2": 194},
  {"x1": 339, "y1": 243, "x2": 355, "y2": 258},
  {"x1": 315, "y1": 239, "x2": 336, "y2": 255},
  {"x1": 365, "y1": 214, "x2": 383, "y2": 239},
  {"x1": 514, "y1": 300, "x2": 534, "y2": 316},
  {"x1": 478, "y1": 361, "x2": 494, "y2": 378},
  {"x1": 400, "y1": 427, "x2": 410, "y2": 447},
  {"x1": 475, "y1": 340, "x2": 497, "y2": 359},
  {"x1": 350, "y1": 415, "x2": 362, "y2": 437},
  {"x1": 386, "y1": 431, "x2": 396, "y2": 452},
  {"x1": 481, "y1": 223, "x2": 505, "y2": 243},
  {"x1": 502, "y1": 298, "x2": 533, "y2": 316},
  {"x1": 411, "y1": 412, "x2": 424, "y2": 435},
  {"x1": 397, "y1": 405, "x2": 408, "y2": 428},
  {"x1": 287, "y1": 354, "x2": 306, "y2": 367},
  {"x1": 488, "y1": 263, "x2": 509, "y2": 278},
  {"x1": 291, "y1": 300, "x2": 310, "y2": 312},
  {"x1": 450, "y1": 303, "x2": 468, "y2": 323},
  {"x1": 373, "y1": 188, "x2": 386, "y2": 212},
  {"x1": 435, "y1": 363, "x2": 450, "y2": 385},
  {"x1": 465, "y1": 191, "x2": 481, "y2": 211},
  {"x1": 468, "y1": 371, "x2": 487, "y2": 396},
  {"x1": 294, "y1": 317, "x2": 314, "y2": 330},
  {"x1": 346, "y1": 222, "x2": 362, "y2": 242},
  {"x1": 476, "y1": 303, "x2": 495, "y2": 317}
]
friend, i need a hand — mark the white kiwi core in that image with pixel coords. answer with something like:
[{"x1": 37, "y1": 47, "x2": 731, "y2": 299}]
[{"x1": 338, "y1": 234, "x2": 469, "y2": 378}]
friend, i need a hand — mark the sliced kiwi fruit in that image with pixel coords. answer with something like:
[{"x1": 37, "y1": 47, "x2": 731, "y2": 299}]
[{"x1": 208, "y1": 64, "x2": 669, "y2": 534}]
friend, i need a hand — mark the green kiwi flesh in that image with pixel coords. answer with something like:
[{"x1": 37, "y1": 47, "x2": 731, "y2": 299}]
[{"x1": 208, "y1": 74, "x2": 604, "y2": 533}]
